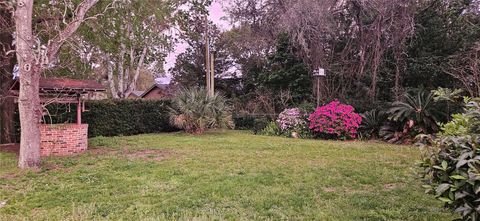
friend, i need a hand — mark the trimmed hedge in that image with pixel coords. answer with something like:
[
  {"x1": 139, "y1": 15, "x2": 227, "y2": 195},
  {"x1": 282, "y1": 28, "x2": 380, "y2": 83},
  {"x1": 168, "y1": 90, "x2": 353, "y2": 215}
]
[
  {"x1": 233, "y1": 115, "x2": 269, "y2": 134},
  {"x1": 42, "y1": 100, "x2": 176, "y2": 137}
]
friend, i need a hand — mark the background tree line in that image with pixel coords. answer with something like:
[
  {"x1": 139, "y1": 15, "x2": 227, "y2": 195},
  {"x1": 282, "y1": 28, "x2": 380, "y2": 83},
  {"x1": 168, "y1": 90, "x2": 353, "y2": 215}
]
[{"x1": 171, "y1": 0, "x2": 480, "y2": 115}]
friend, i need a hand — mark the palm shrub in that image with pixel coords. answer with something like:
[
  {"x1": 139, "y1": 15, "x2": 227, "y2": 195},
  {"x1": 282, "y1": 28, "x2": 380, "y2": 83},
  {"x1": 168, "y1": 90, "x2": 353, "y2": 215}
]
[
  {"x1": 419, "y1": 99, "x2": 480, "y2": 220},
  {"x1": 169, "y1": 88, "x2": 234, "y2": 134},
  {"x1": 387, "y1": 90, "x2": 442, "y2": 134},
  {"x1": 359, "y1": 109, "x2": 387, "y2": 139}
]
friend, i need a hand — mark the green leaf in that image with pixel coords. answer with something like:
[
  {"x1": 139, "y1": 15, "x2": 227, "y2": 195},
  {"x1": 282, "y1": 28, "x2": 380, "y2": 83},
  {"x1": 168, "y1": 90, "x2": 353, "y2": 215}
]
[
  {"x1": 422, "y1": 185, "x2": 432, "y2": 189},
  {"x1": 450, "y1": 175, "x2": 467, "y2": 180},
  {"x1": 438, "y1": 197, "x2": 453, "y2": 204},
  {"x1": 456, "y1": 159, "x2": 469, "y2": 169},
  {"x1": 436, "y1": 183, "x2": 451, "y2": 195},
  {"x1": 442, "y1": 161, "x2": 448, "y2": 170}
]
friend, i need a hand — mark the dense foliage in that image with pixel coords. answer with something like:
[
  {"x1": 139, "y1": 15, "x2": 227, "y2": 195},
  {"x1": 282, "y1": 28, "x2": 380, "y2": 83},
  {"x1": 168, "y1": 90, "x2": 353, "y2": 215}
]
[
  {"x1": 388, "y1": 90, "x2": 442, "y2": 134},
  {"x1": 359, "y1": 109, "x2": 387, "y2": 139},
  {"x1": 40, "y1": 100, "x2": 176, "y2": 137},
  {"x1": 419, "y1": 99, "x2": 480, "y2": 220},
  {"x1": 308, "y1": 101, "x2": 362, "y2": 139},
  {"x1": 169, "y1": 88, "x2": 234, "y2": 134}
]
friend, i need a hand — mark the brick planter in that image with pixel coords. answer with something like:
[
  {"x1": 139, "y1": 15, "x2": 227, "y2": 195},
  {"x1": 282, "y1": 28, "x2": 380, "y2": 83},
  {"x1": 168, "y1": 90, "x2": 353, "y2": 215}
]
[{"x1": 40, "y1": 124, "x2": 88, "y2": 156}]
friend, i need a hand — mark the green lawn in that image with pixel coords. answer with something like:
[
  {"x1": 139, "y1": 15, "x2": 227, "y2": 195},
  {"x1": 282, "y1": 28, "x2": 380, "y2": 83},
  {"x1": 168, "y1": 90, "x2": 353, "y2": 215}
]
[{"x1": 0, "y1": 130, "x2": 455, "y2": 220}]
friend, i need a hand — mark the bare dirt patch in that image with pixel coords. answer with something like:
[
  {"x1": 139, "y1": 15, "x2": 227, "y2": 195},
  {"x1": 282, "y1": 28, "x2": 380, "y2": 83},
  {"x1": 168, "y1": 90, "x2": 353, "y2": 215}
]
[
  {"x1": 323, "y1": 187, "x2": 337, "y2": 193},
  {"x1": 384, "y1": 183, "x2": 405, "y2": 190},
  {"x1": 0, "y1": 173, "x2": 17, "y2": 180},
  {"x1": 87, "y1": 147, "x2": 119, "y2": 155},
  {"x1": 124, "y1": 149, "x2": 175, "y2": 161}
]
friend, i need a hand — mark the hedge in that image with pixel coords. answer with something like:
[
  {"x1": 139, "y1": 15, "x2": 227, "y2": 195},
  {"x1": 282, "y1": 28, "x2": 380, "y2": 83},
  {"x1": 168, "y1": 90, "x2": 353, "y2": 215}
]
[
  {"x1": 233, "y1": 115, "x2": 270, "y2": 134},
  {"x1": 41, "y1": 100, "x2": 177, "y2": 137}
]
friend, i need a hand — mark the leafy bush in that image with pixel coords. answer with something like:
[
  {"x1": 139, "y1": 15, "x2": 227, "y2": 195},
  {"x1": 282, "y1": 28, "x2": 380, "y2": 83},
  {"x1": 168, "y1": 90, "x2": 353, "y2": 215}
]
[
  {"x1": 257, "y1": 121, "x2": 283, "y2": 136},
  {"x1": 419, "y1": 99, "x2": 480, "y2": 220},
  {"x1": 233, "y1": 115, "x2": 269, "y2": 133},
  {"x1": 419, "y1": 136, "x2": 480, "y2": 220},
  {"x1": 359, "y1": 109, "x2": 387, "y2": 139},
  {"x1": 433, "y1": 87, "x2": 465, "y2": 120},
  {"x1": 169, "y1": 88, "x2": 234, "y2": 134},
  {"x1": 308, "y1": 100, "x2": 362, "y2": 139},
  {"x1": 466, "y1": 98, "x2": 480, "y2": 133},
  {"x1": 277, "y1": 108, "x2": 306, "y2": 132},
  {"x1": 440, "y1": 113, "x2": 471, "y2": 136}
]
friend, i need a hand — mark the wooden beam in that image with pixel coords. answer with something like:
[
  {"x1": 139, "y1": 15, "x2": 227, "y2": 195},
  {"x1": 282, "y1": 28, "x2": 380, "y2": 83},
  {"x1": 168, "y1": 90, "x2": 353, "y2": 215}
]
[{"x1": 77, "y1": 95, "x2": 82, "y2": 125}]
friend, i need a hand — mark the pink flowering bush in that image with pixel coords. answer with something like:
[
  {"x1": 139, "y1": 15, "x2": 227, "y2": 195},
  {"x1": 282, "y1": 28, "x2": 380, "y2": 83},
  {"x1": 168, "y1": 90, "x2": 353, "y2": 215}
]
[
  {"x1": 308, "y1": 101, "x2": 362, "y2": 139},
  {"x1": 277, "y1": 108, "x2": 306, "y2": 132}
]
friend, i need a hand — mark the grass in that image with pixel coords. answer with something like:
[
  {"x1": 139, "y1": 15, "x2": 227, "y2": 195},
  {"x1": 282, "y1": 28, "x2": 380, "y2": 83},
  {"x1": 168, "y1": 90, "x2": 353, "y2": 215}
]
[{"x1": 0, "y1": 130, "x2": 455, "y2": 220}]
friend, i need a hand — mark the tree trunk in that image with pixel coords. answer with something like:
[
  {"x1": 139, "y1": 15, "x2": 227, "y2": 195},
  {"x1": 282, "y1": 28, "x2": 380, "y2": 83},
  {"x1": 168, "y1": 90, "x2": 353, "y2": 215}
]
[{"x1": 15, "y1": 0, "x2": 42, "y2": 168}]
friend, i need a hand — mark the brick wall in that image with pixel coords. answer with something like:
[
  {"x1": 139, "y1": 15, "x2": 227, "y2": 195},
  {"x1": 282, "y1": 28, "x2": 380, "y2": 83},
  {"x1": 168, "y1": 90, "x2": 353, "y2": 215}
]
[{"x1": 40, "y1": 124, "x2": 88, "y2": 156}]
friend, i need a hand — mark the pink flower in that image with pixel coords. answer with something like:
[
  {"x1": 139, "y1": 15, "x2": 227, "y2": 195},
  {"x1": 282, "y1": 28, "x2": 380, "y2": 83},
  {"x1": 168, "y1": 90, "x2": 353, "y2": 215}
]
[{"x1": 308, "y1": 100, "x2": 362, "y2": 139}]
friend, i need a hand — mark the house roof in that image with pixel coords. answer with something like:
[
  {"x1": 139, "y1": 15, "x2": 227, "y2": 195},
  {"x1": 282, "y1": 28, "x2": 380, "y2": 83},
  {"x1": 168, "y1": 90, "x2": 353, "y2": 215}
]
[
  {"x1": 131, "y1": 90, "x2": 145, "y2": 97},
  {"x1": 39, "y1": 78, "x2": 105, "y2": 92},
  {"x1": 140, "y1": 83, "x2": 177, "y2": 98}
]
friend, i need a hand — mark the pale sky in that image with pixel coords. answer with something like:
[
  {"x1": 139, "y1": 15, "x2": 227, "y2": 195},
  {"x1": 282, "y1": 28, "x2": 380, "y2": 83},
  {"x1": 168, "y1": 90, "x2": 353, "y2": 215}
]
[{"x1": 159, "y1": 1, "x2": 231, "y2": 84}]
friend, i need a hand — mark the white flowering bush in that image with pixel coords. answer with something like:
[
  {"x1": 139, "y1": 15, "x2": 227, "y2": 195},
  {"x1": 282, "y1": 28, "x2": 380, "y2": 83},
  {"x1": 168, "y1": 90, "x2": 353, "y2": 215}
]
[{"x1": 277, "y1": 108, "x2": 306, "y2": 132}]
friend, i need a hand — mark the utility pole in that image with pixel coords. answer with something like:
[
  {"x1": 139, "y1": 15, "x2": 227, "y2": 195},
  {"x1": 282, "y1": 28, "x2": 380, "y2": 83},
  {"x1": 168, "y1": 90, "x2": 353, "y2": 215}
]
[
  {"x1": 204, "y1": 16, "x2": 211, "y2": 96},
  {"x1": 210, "y1": 52, "x2": 215, "y2": 96}
]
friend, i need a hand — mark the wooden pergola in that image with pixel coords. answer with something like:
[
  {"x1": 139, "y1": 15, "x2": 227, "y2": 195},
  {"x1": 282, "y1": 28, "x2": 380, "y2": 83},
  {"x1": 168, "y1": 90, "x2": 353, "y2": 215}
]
[{"x1": 11, "y1": 78, "x2": 106, "y2": 124}]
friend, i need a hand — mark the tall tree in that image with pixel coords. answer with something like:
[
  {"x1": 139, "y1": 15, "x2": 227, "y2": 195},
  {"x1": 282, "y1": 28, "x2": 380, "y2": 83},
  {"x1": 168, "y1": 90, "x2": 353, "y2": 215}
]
[
  {"x1": 81, "y1": 0, "x2": 177, "y2": 99},
  {"x1": 170, "y1": 23, "x2": 234, "y2": 88},
  {"x1": 14, "y1": 0, "x2": 100, "y2": 168},
  {"x1": 260, "y1": 33, "x2": 311, "y2": 103}
]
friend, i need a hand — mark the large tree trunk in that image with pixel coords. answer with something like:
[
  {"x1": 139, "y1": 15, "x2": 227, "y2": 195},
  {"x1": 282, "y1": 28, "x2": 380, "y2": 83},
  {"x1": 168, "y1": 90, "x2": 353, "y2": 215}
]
[
  {"x1": 17, "y1": 66, "x2": 42, "y2": 168},
  {"x1": 15, "y1": 0, "x2": 42, "y2": 168},
  {"x1": 0, "y1": 7, "x2": 16, "y2": 144}
]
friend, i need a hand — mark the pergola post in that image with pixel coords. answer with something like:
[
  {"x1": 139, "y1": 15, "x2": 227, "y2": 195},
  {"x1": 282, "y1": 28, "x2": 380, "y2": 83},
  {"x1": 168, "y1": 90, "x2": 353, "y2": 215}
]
[{"x1": 76, "y1": 94, "x2": 82, "y2": 125}]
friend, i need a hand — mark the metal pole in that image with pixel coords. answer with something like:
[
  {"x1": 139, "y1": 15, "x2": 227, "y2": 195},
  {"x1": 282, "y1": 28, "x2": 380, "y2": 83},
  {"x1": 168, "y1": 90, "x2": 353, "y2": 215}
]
[
  {"x1": 210, "y1": 53, "x2": 215, "y2": 96},
  {"x1": 204, "y1": 16, "x2": 210, "y2": 94},
  {"x1": 316, "y1": 77, "x2": 319, "y2": 107}
]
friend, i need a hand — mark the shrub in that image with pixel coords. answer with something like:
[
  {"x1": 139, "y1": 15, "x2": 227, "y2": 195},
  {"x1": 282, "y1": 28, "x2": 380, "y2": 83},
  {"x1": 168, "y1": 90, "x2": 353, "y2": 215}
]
[
  {"x1": 418, "y1": 99, "x2": 480, "y2": 220},
  {"x1": 40, "y1": 100, "x2": 176, "y2": 137},
  {"x1": 258, "y1": 121, "x2": 283, "y2": 136},
  {"x1": 83, "y1": 100, "x2": 176, "y2": 137},
  {"x1": 277, "y1": 108, "x2": 306, "y2": 132},
  {"x1": 169, "y1": 88, "x2": 234, "y2": 134},
  {"x1": 419, "y1": 135, "x2": 480, "y2": 220},
  {"x1": 359, "y1": 109, "x2": 387, "y2": 139},
  {"x1": 252, "y1": 117, "x2": 270, "y2": 134},
  {"x1": 387, "y1": 90, "x2": 442, "y2": 134},
  {"x1": 233, "y1": 115, "x2": 269, "y2": 132},
  {"x1": 308, "y1": 100, "x2": 362, "y2": 139},
  {"x1": 440, "y1": 113, "x2": 470, "y2": 136}
]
